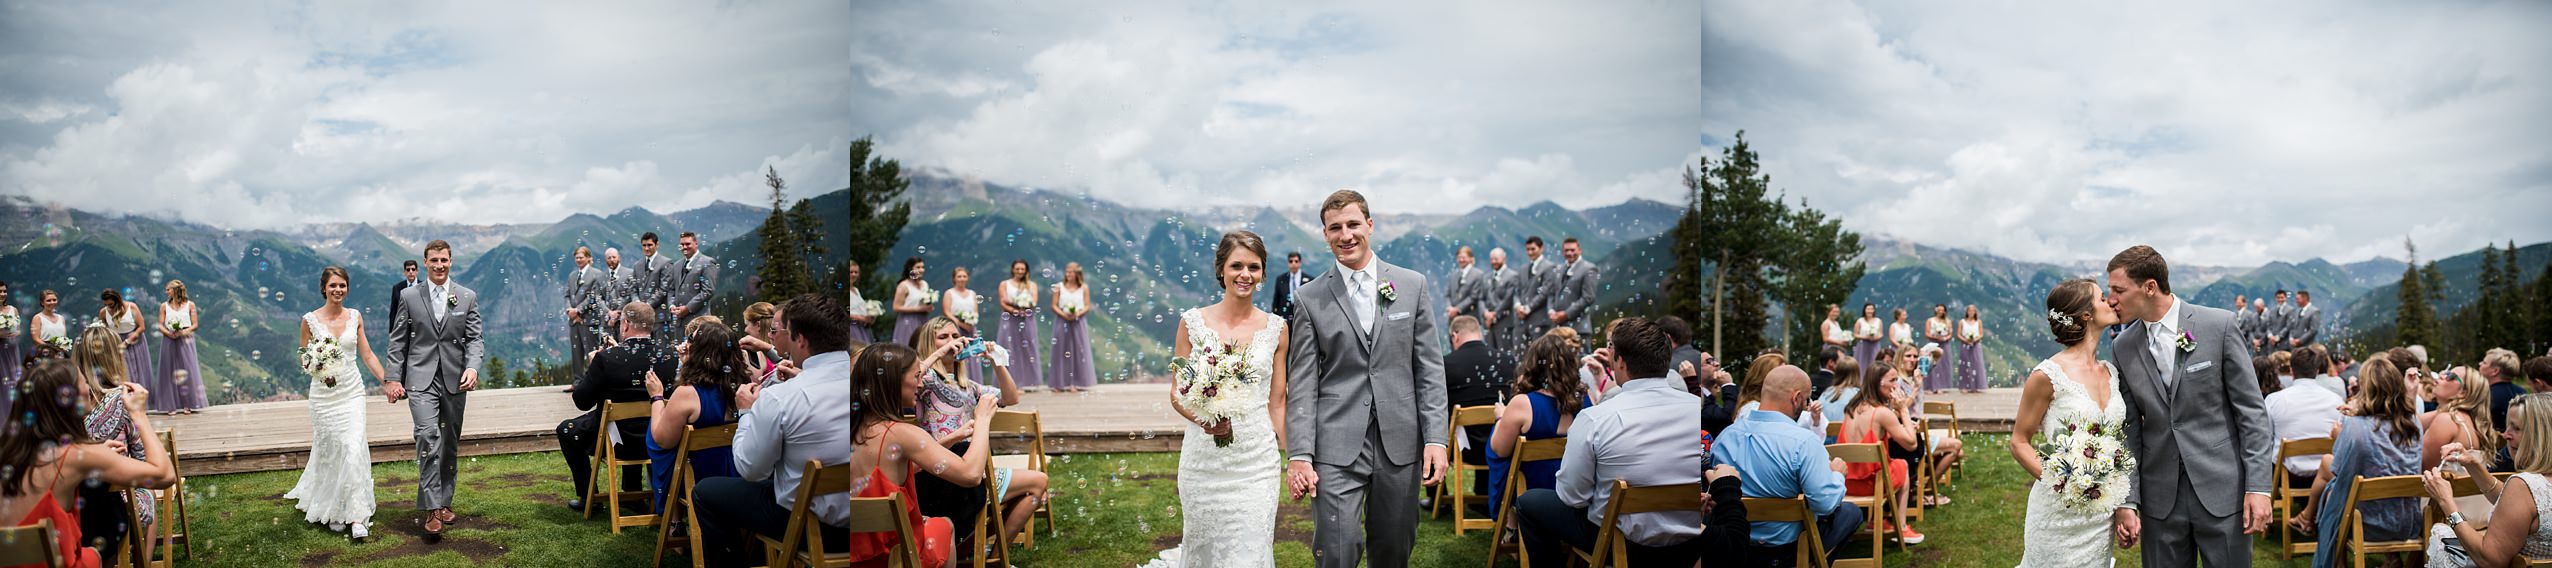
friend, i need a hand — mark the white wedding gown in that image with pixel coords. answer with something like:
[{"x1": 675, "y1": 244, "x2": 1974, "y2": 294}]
[
  {"x1": 2019, "y1": 358, "x2": 2125, "y2": 567},
  {"x1": 1140, "y1": 308, "x2": 1285, "y2": 568},
  {"x1": 284, "y1": 310, "x2": 376, "y2": 527}
]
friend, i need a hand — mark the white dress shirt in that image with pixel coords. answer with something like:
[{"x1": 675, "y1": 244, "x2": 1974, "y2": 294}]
[
  {"x1": 1554, "y1": 377, "x2": 1704, "y2": 547},
  {"x1": 732, "y1": 350, "x2": 853, "y2": 526},
  {"x1": 1336, "y1": 257, "x2": 1380, "y2": 334},
  {"x1": 2145, "y1": 296, "x2": 2184, "y2": 388}
]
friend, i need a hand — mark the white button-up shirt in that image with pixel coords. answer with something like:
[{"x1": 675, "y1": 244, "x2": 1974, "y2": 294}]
[
  {"x1": 2146, "y1": 295, "x2": 2184, "y2": 387},
  {"x1": 732, "y1": 350, "x2": 853, "y2": 526},
  {"x1": 1336, "y1": 256, "x2": 1381, "y2": 333}
]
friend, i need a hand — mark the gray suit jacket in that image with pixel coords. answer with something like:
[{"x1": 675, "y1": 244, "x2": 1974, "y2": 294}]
[
  {"x1": 1446, "y1": 265, "x2": 1488, "y2": 318},
  {"x1": 673, "y1": 254, "x2": 718, "y2": 317},
  {"x1": 2233, "y1": 307, "x2": 2257, "y2": 343},
  {"x1": 1285, "y1": 261, "x2": 1450, "y2": 468},
  {"x1": 1553, "y1": 260, "x2": 1601, "y2": 332},
  {"x1": 1521, "y1": 257, "x2": 1555, "y2": 314},
  {"x1": 2287, "y1": 304, "x2": 2319, "y2": 346},
  {"x1": 636, "y1": 253, "x2": 677, "y2": 308},
  {"x1": 1486, "y1": 266, "x2": 1518, "y2": 321},
  {"x1": 387, "y1": 281, "x2": 487, "y2": 393},
  {"x1": 2114, "y1": 300, "x2": 2272, "y2": 519},
  {"x1": 604, "y1": 265, "x2": 635, "y2": 309},
  {"x1": 2263, "y1": 304, "x2": 2292, "y2": 342},
  {"x1": 566, "y1": 265, "x2": 609, "y2": 320}
]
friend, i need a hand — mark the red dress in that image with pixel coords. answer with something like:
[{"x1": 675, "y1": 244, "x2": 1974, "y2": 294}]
[
  {"x1": 1843, "y1": 419, "x2": 1909, "y2": 497},
  {"x1": 9, "y1": 460, "x2": 101, "y2": 568},
  {"x1": 848, "y1": 441, "x2": 952, "y2": 568}
]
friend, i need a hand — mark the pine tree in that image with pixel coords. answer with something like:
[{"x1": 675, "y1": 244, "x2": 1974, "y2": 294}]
[
  {"x1": 849, "y1": 137, "x2": 912, "y2": 308},
  {"x1": 1771, "y1": 197, "x2": 1865, "y2": 367},
  {"x1": 754, "y1": 166, "x2": 816, "y2": 302},
  {"x1": 1660, "y1": 162, "x2": 1707, "y2": 336},
  {"x1": 1692, "y1": 132, "x2": 1784, "y2": 359},
  {"x1": 2396, "y1": 239, "x2": 2439, "y2": 348}
]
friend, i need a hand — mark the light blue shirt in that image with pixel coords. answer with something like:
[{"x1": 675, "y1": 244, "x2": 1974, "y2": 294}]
[
  {"x1": 1553, "y1": 377, "x2": 1703, "y2": 547},
  {"x1": 1712, "y1": 408, "x2": 1847, "y2": 547},
  {"x1": 732, "y1": 350, "x2": 852, "y2": 525}
]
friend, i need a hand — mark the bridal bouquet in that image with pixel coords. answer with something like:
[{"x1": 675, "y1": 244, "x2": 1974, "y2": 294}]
[
  {"x1": 2036, "y1": 417, "x2": 2135, "y2": 511},
  {"x1": 1171, "y1": 341, "x2": 1259, "y2": 447},
  {"x1": 298, "y1": 337, "x2": 350, "y2": 387}
]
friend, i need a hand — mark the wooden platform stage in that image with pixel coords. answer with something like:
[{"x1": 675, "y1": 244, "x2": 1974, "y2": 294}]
[{"x1": 157, "y1": 382, "x2": 2029, "y2": 476}]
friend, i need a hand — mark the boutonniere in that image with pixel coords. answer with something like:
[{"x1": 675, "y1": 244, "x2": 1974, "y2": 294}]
[
  {"x1": 2175, "y1": 330, "x2": 2196, "y2": 354},
  {"x1": 1376, "y1": 280, "x2": 1398, "y2": 305},
  {"x1": 445, "y1": 293, "x2": 461, "y2": 310}
]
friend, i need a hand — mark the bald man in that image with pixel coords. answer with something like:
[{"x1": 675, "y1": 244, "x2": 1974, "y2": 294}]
[{"x1": 1712, "y1": 365, "x2": 1862, "y2": 564}]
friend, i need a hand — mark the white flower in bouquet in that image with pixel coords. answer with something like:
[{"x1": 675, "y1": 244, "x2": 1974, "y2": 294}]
[
  {"x1": 862, "y1": 300, "x2": 884, "y2": 317},
  {"x1": 0, "y1": 312, "x2": 16, "y2": 333},
  {"x1": 2035, "y1": 418, "x2": 2134, "y2": 511},
  {"x1": 42, "y1": 335, "x2": 72, "y2": 353},
  {"x1": 955, "y1": 310, "x2": 979, "y2": 326},
  {"x1": 1060, "y1": 296, "x2": 1085, "y2": 317},
  {"x1": 1008, "y1": 289, "x2": 1035, "y2": 309},
  {"x1": 1170, "y1": 341, "x2": 1261, "y2": 447},
  {"x1": 298, "y1": 337, "x2": 350, "y2": 387},
  {"x1": 919, "y1": 288, "x2": 940, "y2": 306}
]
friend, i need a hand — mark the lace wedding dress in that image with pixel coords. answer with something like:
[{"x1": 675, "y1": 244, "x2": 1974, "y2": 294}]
[
  {"x1": 1140, "y1": 308, "x2": 1285, "y2": 568},
  {"x1": 284, "y1": 310, "x2": 376, "y2": 535},
  {"x1": 2019, "y1": 358, "x2": 2127, "y2": 567}
]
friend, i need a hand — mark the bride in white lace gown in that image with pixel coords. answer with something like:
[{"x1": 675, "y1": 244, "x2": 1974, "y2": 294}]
[
  {"x1": 284, "y1": 268, "x2": 389, "y2": 541},
  {"x1": 2012, "y1": 279, "x2": 2129, "y2": 567},
  {"x1": 1142, "y1": 232, "x2": 1291, "y2": 568}
]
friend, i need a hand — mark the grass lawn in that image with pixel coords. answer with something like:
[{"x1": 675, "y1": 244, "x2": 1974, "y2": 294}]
[{"x1": 179, "y1": 436, "x2": 2336, "y2": 566}]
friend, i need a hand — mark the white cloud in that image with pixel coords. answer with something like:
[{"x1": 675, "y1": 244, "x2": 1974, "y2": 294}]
[
  {"x1": 851, "y1": 0, "x2": 1702, "y2": 215},
  {"x1": 1703, "y1": 0, "x2": 2552, "y2": 266},
  {"x1": 0, "y1": 1, "x2": 850, "y2": 228}
]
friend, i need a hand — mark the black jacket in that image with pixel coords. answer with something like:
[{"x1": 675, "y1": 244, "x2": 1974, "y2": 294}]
[
  {"x1": 390, "y1": 279, "x2": 414, "y2": 322},
  {"x1": 575, "y1": 336, "x2": 680, "y2": 446},
  {"x1": 1702, "y1": 383, "x2": 1741, "y2": 437},
  {"x1": 1444, "y1": 339, "x2": 1511, "y2": 462},
  {"x1": 1270, "y1": 270, "x2": 1312, "y2": 321}
]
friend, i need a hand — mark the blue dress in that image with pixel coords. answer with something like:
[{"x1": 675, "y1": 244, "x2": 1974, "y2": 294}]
[
  {"x1": 1486, "y1": 391, "x2": 1573, "y2": 519},
  {"x1": 647, "y1": 385, "x2": 739, "y2": 512},
  {"x1": 2312, "y1": 415, "x2": 2421, "y2": 568}
]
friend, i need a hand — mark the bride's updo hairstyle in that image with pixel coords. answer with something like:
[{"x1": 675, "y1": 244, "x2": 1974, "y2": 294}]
[
  {"x1": 319, "y1": 266, "x2": 350, "y2": 294},
  {"x1": 2044, "y1": 278, "x2": 2099, "y2": 347},
  {"x1": 1212, "y1": 230, "x2": 1268, "y2": 289}
]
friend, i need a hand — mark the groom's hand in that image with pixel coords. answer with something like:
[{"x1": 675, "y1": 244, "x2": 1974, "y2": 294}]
[
  {"x1": 2242, "y1": 493, "x2": 2272, "y2": 534},
  {"x1": 459, "y1": 369, "x2": 478, "y2": 392},
  {"x1": 1420, "y1": 445, "x2": 1449, "y2": 487},
  {"x1": 2111, "y1": 508, "x2": 2140, "y2": 548},
  {"x1": 1286, "y1": 460, "x2": 1319, "y2": 501},
  {"x1": 383, "y1": 380, "x2": 406, "y2": 403}
]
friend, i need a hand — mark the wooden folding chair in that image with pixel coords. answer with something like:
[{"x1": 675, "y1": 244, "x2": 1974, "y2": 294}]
[
  {"x1": 586, "y1": 401, "x2": 660, "y2": 533},
  {"x1": 1437, "y1": 405, "x2": 1499, "y2": 535},
  {"x1": 757, "y1": 460, "x2": 857, "y2": 568},
  {"x1": 2274, "y1": 436, "x2": 2334, "y2": 563},
  {"x1": 1484, "y1": 437, "x2": 1567, "y2": 568},
  {"x1": 2339, "y1": 474, "x2": 2426, "y2": 568},
  {"x1": 846, "y1": 493, "x2": 922, "y2": 568},
  {"x1": 985, "y1": 409, "x2": 1055, "y2": 546},
  {"x1": 1568, "y1": 480, "x2": 1705, "y2": 568},
  {"x1": 1741, "y1": 496, "x2": 1827, "y2": 568},
  {"x1": 1919, "y1": 401, "x2": 1960, "y2": 484},
  {"x1": 654, "y1": 423, "x2": 738, "y2": 568},
  {"x1": 122, "y1": 486, "x2": 174, "y2": 568},
  {"x1": 971, "y1": 458, "x2": 1014, "y2": 568},
  {"x1": 1827, "y1": 442, "x2": 1889, "y2": 567},
  {"x1": 1824, "y1": 421, "x2": 1842, "y2": 442},
  {"x1": 151, "y1": 428, "x2": 191, "y2": 560},
  {"x1": 0, "y1": 518, "x2": 66, "y2": 567}
]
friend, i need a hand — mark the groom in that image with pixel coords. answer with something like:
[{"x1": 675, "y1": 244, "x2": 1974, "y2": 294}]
[
  {"x1": 384, "y1": 239, "x2": 484, "y2": 538},
  {"x1": 2105, "y1": 245, "x2": 2273, "y2": 566},
  {"x1": 1286, "y1": 189, "x2": 1450, "y2": 568}
]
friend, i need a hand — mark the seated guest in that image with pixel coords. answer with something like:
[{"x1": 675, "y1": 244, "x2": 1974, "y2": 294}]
[
  {"x1": 1713, "y1": 364, "x2": 1860, "y2": 566},
  {"x1": 2266, "y1": 348, "x2": 2345, "y2": 488},
  {"x1": 1695, "y1": 464, "x2": 1757, "y2": 560},
  {"x1": 1840, "y1": 346, "x2": 1924, "y2": 544},
  {"x1": 560, "y1": 302, "x2": 677, "y2": 510},
  {"x1": 1808, "y1": 346, "x2": 1841, "y2": 400},
  {"x1": 907, "y1": 316, "x2": 1048, "y2": 549},
  {"x1": 2268, "y1": 349, "x2": 2295, "y2": 390},
  {"x1": 2424, "y1": 366, "x2": 2496, "y2": 473},
  {"x1": 1445, "y1": 315, "x2": 1511, "y2": 502},
  {"x1": 1815, "y1": 355, "x2": 1860, "y2": 428},
  {"x1": 2424, "y1": 392, "x2": 2552, "y2": 566},
  {"x1": 2529, "y1": 356, "x2": 2552, "y2": 396},
  {"x1": 1516, "y1": 317, "x2": 1704, "y2": 567},
  {"x1": 1699, "y1": 352, "x2": 1738, "y2": 437},
  {"x1": 1, "y1": 360, "x2": 177, "y2": 568},
  {"x1": 737, "y1": 302, "x2": 798, "y2": 385},
  {"x1": 73, "y1": 325, "x2": 159, "y2": 557},
  {"x1": 647, "y1": 317, "x2": 750, "y2": 513},
  {"x1": 846, "y1": 342, "x2": 987, "y2": 568},
  {"x1": 1488, "y1": 334, "x2": 1588, "y2": 520},
  {"x1": 1737, "y1": 353, "x2": 1823, "y2": 434},
  {"x1": 2296, "y1": 344, "x2": 2346, "y2": 396},
  {"x1": 701, "y1": 294, "x2": 854, "y2": 566},
  {"x1": 1658, "y1": 316, "x2": 1703, "y2": 395},
  {"x1": 2289, "y1": 357, "x2": 2422, "y2": 568},
  {"x1": 2484, "y1": 349, "x2": 2525, "y2": 472}
]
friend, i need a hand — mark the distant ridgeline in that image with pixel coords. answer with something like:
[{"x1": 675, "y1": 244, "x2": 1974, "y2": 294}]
[{"x1": 0, "y1": 191, "x2": 849, "y2": 401}]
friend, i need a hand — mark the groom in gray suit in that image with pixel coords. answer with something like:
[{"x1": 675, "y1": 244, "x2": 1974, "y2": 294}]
[
  {"x1": 2105, "y1": 245, "x2": 2272, "y2": 566},
  {"x1": 1286, "y1": 190, "x2": 1450, "y2": 568},
  {"x1": 385, "y1": 239, "x2": 485, "y2": 538}
]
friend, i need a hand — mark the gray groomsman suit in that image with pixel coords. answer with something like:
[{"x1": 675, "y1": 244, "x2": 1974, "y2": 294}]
[
  {"x1": 671, "y1": 253, "x2": 718, "y2": 331},
  {"x1": 2114, "y1": 297, "x2": 2272, "y2": 568},
  {"x1": 2233, "y1": 305, "x2": 2259, "y2": 348},
  {"x1": 2287, "y1": 303, "x2": 2319, "y2": 348},
  {"x1": 565, "y1": 264, "x2": 609, "y2": 373},
  {"x1": 1485, "y1": 265, "x2": 1519, "y2": 357},
  {"x1": 2262, "y1": 302, "x2": 2292, "y2": 346},
  {"x1": 1520, "y1": 255, "x2": 1556, "y2": 343},
  {"x1": 387, "y1": 279, "x2": 486, "y2": 513},
  {"x1": 1447, "y1": 263, "x2": 1488, "y2": 324},
  {"x1": 1551, "y1": 259, "x2": 1601, "y2": 335},
  {"x1": 1287, "y1": 257, "x2": 1449, "y2": 568},
  {"x1": 635, "y1": 252, "x2": 676, "y2": 332}
]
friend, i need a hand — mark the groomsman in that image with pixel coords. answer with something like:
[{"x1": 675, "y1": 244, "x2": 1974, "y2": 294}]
[
  {"x1": 1518, "y1": 236, "x2": 1557, "y2": 343},
  {"x1": 1445, "y1": 246, "x2": 1489, "y2": 340},
  {"x1": 668, "y1": 232, "x2": 718, "y2": 332},
  {"x1": 599, "y1": 248, "x2": 631, "y2": 329},
  {"x1": 2287, "y1": 289, "x2": 2320, "y2": 349},
  {"x1": 1485, "y1": 248, "x2": 1518, "y2": 357},
  {"x1": 2232, "y1": 294, "x2": 2256, "y2": 350},
  {"x1": 564, "y1": 247, "x2": 609, "y2": 373},
  {"x1": 2248, "y1": 298, "x2": 2270, "y2": 350},
  {"x1": 634, "y1": 233, "x2": 676, "y2": 334},
  {"x1": 1271, "y1": 252, "x2": 1310, "y2": 321},
  {"x1": 1549, "y1": 237, "x2": 1601, "y2": 336},
  {"x1": 2264, "y1": 289, "x2": 2293, "y2": 351},
  {"x1": 391, "y1": 260, "x2": 419, "y2": 319}
]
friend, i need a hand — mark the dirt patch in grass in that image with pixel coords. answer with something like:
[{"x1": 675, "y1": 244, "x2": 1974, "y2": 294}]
[{"x1": 346, "y1": 535, "x2": 509, "y2": 564}]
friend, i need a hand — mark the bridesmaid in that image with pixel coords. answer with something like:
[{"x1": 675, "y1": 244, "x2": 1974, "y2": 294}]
[
  {"x1": 1923, "y1": 304, "x2": 1954, "y2": 394},
  {"x1": 843, "y1": 260, "x2": 874, "y2": 345},
  {"x1": 890, "y1": 257, "x2": 934, "y2": 345},
  {"x1": 29, "y1": 290, "x2": 70, "y2": 357},
  {"x1": 1047, "y1": 262, "x2": 1098, "y2": 393},
  {"x1": 996, "y1": 260, "x2": 1046, "y2": 391},
  {"x1": 1852, "y1": 303, "x2": 1884, "y2": 378},
  {"x1": 1956, "y1": 304, "x2": 1986, "y2": 393},
  {"x1": 156, "y1": 280, "x2": 209, "y2": 413},
  {"x1": 942, "y1": 267, "x2": 984, "y2": 386},
  {"x1": 1887, "y1": 308, "x2": 1913, "y2": 349},
  {"x1": 1820, "y1": 304, "x2": 1851, "y2": 353},
  {"x1": 0, "y1": 280, "x2": 21, "y2": 382},
  {"x1": 100, "y1": 289, "x2": 156, "y2": 387}
]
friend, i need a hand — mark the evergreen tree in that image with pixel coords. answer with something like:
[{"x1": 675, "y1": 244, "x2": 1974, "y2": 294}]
[
  {"x1": 848, "y1": 137, "x2": 912, "y2": 308},
  {"x1": 754, "y1": 166, "x2": 817, "y2": 302},
  {"x1": 1660, "y1": 161, "x2": 1707, "y2": 335},
  {"x1": 2396, "y1": 239, "x2": 2440, "y2": 347},
  {"x1": 1771, "y1": 197, "x2": 1865, "y2": 367},
  {"x1": 1691, "y1": 132, "x2": 1785, "y2": 359}
]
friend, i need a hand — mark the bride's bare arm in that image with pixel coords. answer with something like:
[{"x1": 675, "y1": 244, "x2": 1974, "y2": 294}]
[
  {"x1": 1268, "y1": 326, "x2": 1290, "y2": 451},
  {"x1": 2010, "y1": 369, "x2": 2055, "y2": 479},
  {"x1": 355, "y1": 317, "x2": 388, "y2": 383}
]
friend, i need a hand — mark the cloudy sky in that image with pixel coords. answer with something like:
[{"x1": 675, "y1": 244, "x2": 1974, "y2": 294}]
[
  {"x1": 1705, "y1": 0, "x2": 2552, "y2": 266},
  {"x1": 0, "y1": 1, "x2": 849, "y2": 229},
  {"x1": 850, "y1": 1, "x2": 1703, "y2": 215}
]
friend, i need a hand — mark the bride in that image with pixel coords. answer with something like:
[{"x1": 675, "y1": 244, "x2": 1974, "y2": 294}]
[
  {"x1": 285, "y1": 266, "x2": 389, "y2": 541},
  {"x1": 1142, "y1": 231, "x2": 1292, "y2": 568},
  {"x1": 2010, "y1": 278, "x2": 2131, "y2": 567}
]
